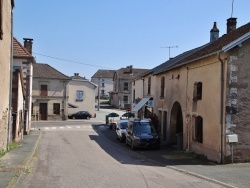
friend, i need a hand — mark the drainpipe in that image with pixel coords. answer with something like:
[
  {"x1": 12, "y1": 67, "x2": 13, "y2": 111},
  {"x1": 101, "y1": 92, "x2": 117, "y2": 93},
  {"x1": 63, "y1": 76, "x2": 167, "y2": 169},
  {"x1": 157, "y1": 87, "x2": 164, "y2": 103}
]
[
  {"x1": 218, "y1": 51, "x2": 225, "y2": 164},
  {"x1": 7, "y1": 7, "x2": 14, "y2": 150}
]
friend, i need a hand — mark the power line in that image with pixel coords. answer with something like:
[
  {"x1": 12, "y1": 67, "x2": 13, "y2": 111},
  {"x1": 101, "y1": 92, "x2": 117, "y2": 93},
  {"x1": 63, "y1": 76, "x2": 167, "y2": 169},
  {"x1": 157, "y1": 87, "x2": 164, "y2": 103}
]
[{"x1": 33, "y1": 52, "x2": 113, "y2": 69}]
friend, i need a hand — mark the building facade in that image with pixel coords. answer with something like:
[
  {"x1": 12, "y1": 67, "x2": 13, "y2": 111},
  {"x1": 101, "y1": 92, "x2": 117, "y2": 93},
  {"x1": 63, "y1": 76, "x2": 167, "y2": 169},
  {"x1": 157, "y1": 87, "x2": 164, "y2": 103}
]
[
  {"x1": 32, "y1": 63, "x2": 69, "y2": 121},
  {"x1": 0, "y1": 0, "x2": 14, "y2": 151},
  {"x1": 68, "y1": 73, "x2": 97, "y2": 116},
  {"x1": 133, "y1": 19, "x2": 250, "y2": 163},
  {"x1": 91, "y1": 69, "x2": 115, "y2": 99},
  {"x1": 13, "y1": 37, "x2": 35, "y2": 135}
]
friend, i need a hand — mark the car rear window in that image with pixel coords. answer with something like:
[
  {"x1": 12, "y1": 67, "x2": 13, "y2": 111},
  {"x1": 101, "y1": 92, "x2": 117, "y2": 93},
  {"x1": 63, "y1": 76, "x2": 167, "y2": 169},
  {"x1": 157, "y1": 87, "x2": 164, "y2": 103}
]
[
  {"x1": 120, "y1": 122, "x2": 127, "y2": 129},
  {"x1": 133, "y1": 122, "x2": 156, "y2": 134}
]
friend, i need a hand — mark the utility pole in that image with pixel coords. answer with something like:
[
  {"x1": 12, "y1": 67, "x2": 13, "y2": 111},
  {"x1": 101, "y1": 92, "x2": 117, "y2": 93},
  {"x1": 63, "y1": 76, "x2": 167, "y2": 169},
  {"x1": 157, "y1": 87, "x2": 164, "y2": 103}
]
[{"x1": 161, "y1": 46, "x2": 178, "y2": 59}]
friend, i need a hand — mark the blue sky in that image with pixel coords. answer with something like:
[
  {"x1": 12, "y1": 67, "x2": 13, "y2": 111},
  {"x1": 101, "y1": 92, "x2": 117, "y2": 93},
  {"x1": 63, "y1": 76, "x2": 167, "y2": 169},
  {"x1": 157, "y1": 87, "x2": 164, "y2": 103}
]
[{"x1": 14, "y1": 0, "x2": 250, "y2": 80}]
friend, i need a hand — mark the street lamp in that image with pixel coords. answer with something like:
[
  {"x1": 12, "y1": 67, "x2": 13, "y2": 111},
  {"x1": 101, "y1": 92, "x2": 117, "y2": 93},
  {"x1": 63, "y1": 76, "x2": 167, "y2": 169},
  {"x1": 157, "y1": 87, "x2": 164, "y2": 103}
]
[{"x1": 97, "y1": 76, "x2": 102, "y2": 111}]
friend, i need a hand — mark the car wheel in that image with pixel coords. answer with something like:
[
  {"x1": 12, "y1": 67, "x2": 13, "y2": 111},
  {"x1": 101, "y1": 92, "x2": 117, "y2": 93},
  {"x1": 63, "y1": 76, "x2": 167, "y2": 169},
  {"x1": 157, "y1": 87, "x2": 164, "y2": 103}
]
[
  {"x1": 73, "y1": 117, "x2": 76, "y2": 119},
  {"x1": 87, "y1": 117, "x2": 90, "y2": 120},
  {"x1": 126, "y1": 138, "x2": 129, "y2": 146},
  {"x1": 131, "y1": 142, "x2": 136, "y2": 150}
]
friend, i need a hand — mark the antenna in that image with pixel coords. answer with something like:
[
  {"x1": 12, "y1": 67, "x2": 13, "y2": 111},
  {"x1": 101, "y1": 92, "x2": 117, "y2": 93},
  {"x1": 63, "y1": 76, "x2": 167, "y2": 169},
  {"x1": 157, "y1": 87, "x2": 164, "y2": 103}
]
[
  {"x1": 231, "y1": 0, "x2": 235, "y2": 18},
  {"x1": 161, "y1": 46, "x2": 178, "y2": 59}
]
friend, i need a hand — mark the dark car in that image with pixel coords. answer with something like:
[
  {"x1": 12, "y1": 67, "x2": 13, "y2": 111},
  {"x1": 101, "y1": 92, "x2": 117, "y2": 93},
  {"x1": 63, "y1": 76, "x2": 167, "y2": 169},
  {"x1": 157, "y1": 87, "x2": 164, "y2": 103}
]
[
  {"x1": 68, "y1": 111, "x2": 92, "y2": 119},
  {"x1": 125, "y1": 118, "x2": 160, "y2": 150},
  {"x1": 120, "y1": 112, "x2": 135, "y2": 119}
]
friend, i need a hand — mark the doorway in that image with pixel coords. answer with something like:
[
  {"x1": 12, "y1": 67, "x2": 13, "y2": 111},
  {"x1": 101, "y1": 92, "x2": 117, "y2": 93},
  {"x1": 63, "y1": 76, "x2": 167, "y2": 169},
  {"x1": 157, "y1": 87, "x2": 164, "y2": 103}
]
[
  {"x1": 170, "y1": 102, "x2": 183, "y2": 149},
  {"x1": 39, "y1": 103, "x2": 47, "y2": 120}
]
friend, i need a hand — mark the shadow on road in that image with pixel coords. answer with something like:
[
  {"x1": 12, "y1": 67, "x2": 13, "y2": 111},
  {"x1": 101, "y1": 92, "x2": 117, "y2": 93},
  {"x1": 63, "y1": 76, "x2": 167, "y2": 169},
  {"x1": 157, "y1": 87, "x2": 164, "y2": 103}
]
[{"x1": 90, "y1": 123, "x2": 216, "y2": 168}]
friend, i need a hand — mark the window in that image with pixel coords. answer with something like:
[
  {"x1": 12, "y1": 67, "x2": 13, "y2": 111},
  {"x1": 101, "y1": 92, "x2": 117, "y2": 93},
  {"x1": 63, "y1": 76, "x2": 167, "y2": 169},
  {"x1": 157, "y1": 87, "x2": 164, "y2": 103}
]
[
  {"x1": 101, "y1": 90, "x2": 104, "y2": 94},
  {"x1": 193, "y1": 116, "x2": 203, "y2": 143},
  {"x1": 102, "y1": 83, "x2": 105, "y2": 87},
  {"x1": 76, "y1": 90, "x2": 83, "y2": 101},
  {"x1": 160, "y1": 77, "x2": 165, "y2": 98},
  {"x1": 0, "y1": 0, "x2": 3, "y2": 40},
  {"x1": 133, "y1": 89, "x2": 135, "y2": 102},
  {"x1": 148, "y1": 77, "x2": 151, "y2": 94},
  {"x1": 124, "y1": 82, "x2": 128, "y2": 91},
  {"x1": 123, "y1": 96, "x2": 128, "y2": 103},
  {"x1": 40, "y1": 85, "x2": 48, "y2": 96},
  {"x1": 53, "y1": 103, "x2": 60, "y2": 114},
  {"x1": 193, "y1": 82, "x2": 202, "y2": 101}
]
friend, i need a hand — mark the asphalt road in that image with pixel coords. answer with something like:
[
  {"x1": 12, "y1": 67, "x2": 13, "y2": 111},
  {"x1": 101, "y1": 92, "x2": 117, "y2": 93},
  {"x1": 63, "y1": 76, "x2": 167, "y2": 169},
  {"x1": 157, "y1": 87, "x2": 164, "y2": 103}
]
[{"x1": 14, "y1": 121, "x2": 223, "y2": 188}]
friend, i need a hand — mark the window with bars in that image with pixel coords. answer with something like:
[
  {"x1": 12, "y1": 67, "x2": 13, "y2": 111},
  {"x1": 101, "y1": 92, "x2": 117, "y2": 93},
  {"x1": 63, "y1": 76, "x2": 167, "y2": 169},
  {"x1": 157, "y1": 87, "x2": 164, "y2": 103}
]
[
  {"x1": 123, "y1": 95, "x2": 128, "y2": 103},
  {"x1": 53, "y1": 103, "x2": 60, "y2": 114},
  {"x1": 193, "y1": 82, "x2": 202, "y2": 101},
  {"x1": 40, "y1": 85, "x2": 48, "y2": 96},
  {"x1": 193, "y1": 116, "x2": 203, "y2": 143},
  {"x1": 160, "y1": 77, "x2": 165, "y2": 98},
  {"x1": 0, "y1": 1, "x2": 3, "y2": 40},
  {"x1": 76, "y1": 90, "x2": 83, "y2": 101},
  {"x1": 124, "y1": 82, "x2": 128, "y2": 91},
  {"x1": 148, "y1": 77, "x2": 151, "y2": 94}
]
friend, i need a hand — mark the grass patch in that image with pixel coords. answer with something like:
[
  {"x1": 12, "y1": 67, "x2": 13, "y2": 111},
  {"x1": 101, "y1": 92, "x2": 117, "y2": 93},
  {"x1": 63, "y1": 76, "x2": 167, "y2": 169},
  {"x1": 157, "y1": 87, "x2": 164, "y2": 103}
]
[
  {"x1": 9, "y1": 141, "x2": 19, "y2": 150},
  {"x1": 0, "y1": 150, "x2": 7, "y2": 157},
  {"x1": 0, "y1": 141, "x2": 19, "y2": 158}
]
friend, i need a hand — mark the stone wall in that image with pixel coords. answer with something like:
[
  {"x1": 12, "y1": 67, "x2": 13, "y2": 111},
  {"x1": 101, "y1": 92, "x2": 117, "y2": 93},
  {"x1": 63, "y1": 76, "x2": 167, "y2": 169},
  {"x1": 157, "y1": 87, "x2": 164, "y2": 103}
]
[{"x1": 226, "y1": 39, "x2": 250, "y2": 162}]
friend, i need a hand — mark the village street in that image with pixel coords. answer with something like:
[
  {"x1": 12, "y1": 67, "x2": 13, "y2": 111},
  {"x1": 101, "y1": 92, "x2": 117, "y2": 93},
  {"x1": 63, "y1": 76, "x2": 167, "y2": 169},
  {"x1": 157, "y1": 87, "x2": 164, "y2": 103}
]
[{"x1": 12, "y1": 112, "x2": 222, "y2": 188}]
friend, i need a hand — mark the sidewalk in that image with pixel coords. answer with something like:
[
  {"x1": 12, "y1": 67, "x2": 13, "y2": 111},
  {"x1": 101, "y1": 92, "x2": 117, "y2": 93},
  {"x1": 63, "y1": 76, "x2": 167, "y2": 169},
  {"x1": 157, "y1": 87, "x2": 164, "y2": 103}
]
[
  {"x1": 1, "y1": 108, "x2": 250, "y2": 188},
  {"x1": 0, "y1": 131, "x2": 42, "y2": 188}
]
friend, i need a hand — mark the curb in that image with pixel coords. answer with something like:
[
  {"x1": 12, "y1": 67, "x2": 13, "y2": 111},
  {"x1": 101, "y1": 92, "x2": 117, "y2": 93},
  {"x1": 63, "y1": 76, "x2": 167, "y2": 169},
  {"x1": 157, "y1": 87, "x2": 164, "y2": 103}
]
[{"x1": 95, "y1": 125, "x2": 236, "y2": 188}]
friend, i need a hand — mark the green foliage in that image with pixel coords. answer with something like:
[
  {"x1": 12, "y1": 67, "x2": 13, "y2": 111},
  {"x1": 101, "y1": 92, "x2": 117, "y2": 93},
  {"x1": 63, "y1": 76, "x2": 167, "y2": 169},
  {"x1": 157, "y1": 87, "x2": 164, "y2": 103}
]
[{"x1": 0, "y1": 141, "x2": 19, "y2": 158}]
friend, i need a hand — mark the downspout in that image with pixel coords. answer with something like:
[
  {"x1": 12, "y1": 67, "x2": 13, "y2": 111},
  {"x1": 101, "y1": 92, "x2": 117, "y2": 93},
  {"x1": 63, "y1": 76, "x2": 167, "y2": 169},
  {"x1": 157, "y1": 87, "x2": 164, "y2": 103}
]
[
  {"x1": 7, "y1": 7, "x2": 14, "y2": 150},
  {"x1": 218, "y1": 51, "x2": 225, "y2": 164}
]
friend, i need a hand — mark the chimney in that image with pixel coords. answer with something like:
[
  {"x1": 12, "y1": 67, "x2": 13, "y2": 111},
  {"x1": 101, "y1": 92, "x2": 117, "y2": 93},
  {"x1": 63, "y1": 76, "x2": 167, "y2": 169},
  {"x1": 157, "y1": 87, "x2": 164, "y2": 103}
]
[
  {"x1": 129, "y1": 65, "x2": 133, "y2": 74},
  {"x1": 227, "y1": 18, "x2": 237, "y2": 33},
  {"x1": 23, "y1": 38, "x2": 33, "y2": 55},
  {"x1": 74, "y1": 73, "x2": 79, "y2": 76},
  {"x1": 210, "y1": 22, "x2": 219, "y2": 42}
]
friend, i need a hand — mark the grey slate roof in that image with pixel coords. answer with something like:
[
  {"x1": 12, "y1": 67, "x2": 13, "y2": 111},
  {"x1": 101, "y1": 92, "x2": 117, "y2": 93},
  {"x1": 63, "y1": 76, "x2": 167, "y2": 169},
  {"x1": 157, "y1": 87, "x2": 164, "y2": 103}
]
[
  {"x1": 33, "y1": 63, "x2": 69, "y2": 80},
  {"x1": 115, "y1": 67, "x2": 149, "y2": 80},
  {"x1": 138, "y1": 21, "x2": 250, "y2": 77},
  {"x1": 91, "y1": 69, "x2": 116, "y2": 78}
]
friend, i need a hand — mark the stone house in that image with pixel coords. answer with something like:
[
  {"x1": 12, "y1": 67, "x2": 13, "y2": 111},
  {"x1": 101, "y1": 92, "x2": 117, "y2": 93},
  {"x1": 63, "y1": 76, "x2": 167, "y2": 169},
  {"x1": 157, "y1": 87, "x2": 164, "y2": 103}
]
[
  {"x1": 0, "y1": 0, "x2": 14, "y2": 152},
  {"x1": 91, "y1": 69, "x2": 115, "y2": 99},
  {"x1": 68, "y1": 73, "x2": 97, "y2": 116},
  {"x1": 13, "y1": 37, "x2": 35, "y2": 135},
  {"x1": 133, "y1": 18, "x2": 250, "y2": 163},
  {"x1": 32, "y1": 63, "x2": 69, "y2": 121},
  {"x1": 111, "y1": 65, "x2": 148, "y2": 110}
]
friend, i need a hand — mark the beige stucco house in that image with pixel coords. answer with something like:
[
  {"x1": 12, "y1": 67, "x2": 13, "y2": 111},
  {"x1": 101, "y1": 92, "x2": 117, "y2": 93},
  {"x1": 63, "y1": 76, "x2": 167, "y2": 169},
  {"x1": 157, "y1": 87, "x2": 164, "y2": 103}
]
[
  {"x1": 32, "y1": 63, "x2": 69, "y2": 121},
  {"x1": 0, "y1": 0, "x2": 14, "y2": 152},
  {"x1": 133, "y1": 19, "x2": 250, "y2": 163},
  {"x1": 68, "y1": 73, "x2": 97, "y2": 116}
]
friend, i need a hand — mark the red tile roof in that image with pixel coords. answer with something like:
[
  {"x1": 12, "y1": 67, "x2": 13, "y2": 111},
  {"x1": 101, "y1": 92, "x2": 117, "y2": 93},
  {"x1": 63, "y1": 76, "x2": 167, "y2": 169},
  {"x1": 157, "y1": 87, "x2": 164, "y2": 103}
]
[{"x1": 13, "y1": 37, "x2": 33, "y2": 58}]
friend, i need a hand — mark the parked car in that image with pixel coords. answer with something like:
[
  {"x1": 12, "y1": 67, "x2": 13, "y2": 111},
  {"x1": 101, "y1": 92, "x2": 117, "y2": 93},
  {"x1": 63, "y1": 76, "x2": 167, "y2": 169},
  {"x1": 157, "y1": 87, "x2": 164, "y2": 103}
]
[
  {"x1": 116, "y1": 120, "x2": 128, "y2": 142},
  {"x1": 120, "y1": 112, "x2": 135, "y2": 119},
  {"x1": 125, "y1": 118, "x2": 160, "y2": 150},
  {"x1": 68, "y1": 111, "x2": 92, "y2": 119}
]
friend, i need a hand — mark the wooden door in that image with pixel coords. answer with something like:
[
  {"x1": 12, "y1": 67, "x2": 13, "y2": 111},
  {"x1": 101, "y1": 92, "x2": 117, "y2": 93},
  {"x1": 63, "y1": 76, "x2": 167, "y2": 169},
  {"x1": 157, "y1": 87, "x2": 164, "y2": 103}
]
[{"x1": 39, "y1": 103, "x2": 47, "y2": 120}]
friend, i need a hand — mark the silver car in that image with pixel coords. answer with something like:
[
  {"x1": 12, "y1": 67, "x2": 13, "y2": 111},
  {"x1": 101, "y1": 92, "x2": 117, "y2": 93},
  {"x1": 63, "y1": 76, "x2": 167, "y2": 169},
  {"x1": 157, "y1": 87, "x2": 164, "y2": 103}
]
[{"x1": 116, "y1": 120, "x2": 128, "y2": 142}]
